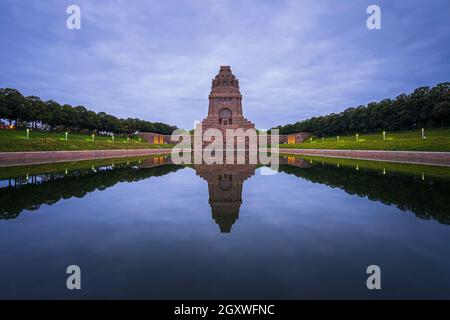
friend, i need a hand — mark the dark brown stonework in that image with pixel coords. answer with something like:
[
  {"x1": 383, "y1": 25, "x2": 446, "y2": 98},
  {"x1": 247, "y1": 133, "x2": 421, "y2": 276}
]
[
  {"x1": 139, "y1": 65, "x2": 311, "y2": 147},
  {"x1": 197, "y1": 66, "x2": 255, "y2": 143}
]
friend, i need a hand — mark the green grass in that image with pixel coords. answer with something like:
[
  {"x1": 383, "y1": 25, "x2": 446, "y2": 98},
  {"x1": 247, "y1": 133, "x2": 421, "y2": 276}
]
[
  {"x1": 3, "y1": 128, "x2": 450, "y2": 152},
  {"x1": 0, "y1": 129, "x2": 173, "y2": 152},
  {"x1": 280, "y1": 128, "x2": 450, "y2": 152},
  {"x1": 281, "y1": 153, "x2": 450, "y2": 180}
]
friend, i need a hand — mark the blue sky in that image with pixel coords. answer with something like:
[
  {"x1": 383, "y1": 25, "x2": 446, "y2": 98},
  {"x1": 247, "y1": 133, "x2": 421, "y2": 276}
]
[{"x1": 1, "y1": 0, "x2": 449, "y2": 130}]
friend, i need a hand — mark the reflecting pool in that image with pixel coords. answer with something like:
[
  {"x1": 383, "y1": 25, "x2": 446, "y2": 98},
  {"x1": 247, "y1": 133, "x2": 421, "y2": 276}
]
[{"x1": 0, "y1": 155, "x2": 449, "y2": 299}]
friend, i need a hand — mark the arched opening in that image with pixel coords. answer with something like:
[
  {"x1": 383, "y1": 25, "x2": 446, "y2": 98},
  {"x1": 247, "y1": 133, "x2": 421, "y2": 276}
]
[
  {"x1": 218, "y1": 173, "x2": 232, "y2": 191},
  {"x1": 219, "y1": 108, "x2": 232, "y2": 125}
]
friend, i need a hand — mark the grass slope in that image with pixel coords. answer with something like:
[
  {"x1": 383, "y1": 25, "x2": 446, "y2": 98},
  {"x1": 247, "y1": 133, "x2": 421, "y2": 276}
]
[{"x1": 0, "y1": 129, "x2": 172, "y2": 152}]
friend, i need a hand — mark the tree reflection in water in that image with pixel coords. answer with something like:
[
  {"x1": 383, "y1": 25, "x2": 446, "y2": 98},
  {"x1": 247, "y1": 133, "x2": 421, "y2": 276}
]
[{"x1": 1, "y1": 155, "x2": 449, "y2": 230}]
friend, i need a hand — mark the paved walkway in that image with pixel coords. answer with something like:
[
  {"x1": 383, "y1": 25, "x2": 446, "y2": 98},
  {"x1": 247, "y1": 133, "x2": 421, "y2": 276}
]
[
  {"x1": 0, "y1": 149, "x2": 173, "y2": 167},
  {"x1": 278, "y1": 148, "x2": 450, "y2": 167},
  {"x1": 1, "y1": 148, "x2": 450, "y2": 167}
]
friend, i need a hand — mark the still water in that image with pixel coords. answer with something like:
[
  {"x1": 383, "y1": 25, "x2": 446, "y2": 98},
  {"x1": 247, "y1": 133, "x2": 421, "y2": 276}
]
[{"x1": 0, "y1": 155, "x2": 449, "y2": 299}]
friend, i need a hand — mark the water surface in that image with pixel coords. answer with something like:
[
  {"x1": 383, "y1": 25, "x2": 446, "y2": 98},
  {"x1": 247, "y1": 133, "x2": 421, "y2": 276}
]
[{"x1": 0, "y1": 155, "x2": 449, "y2": 299}]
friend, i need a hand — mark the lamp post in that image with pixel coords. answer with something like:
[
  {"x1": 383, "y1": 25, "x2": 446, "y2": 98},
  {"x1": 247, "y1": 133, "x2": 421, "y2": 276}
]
[
  {"x1": 337, "y1": 135, "x2": 340, "y2": 142},
  {"x1": 382, "y1": 131, "x2": 386, "y2": 141},
  {"x1": 421, "y1": 128, "x2": 425, "y2": 139},
  {"x1": 65, "y1": 132, "x2": 68, "y2": 141},
  {"x1": 92, "y1": 134, "x2": 95, "y2": 142},
  {"x1": 26, "y1": 128, "x2": 29, "y2": 139},
  {"x1": 356, "y1": 133, "x2": 359, "y2": 142}
]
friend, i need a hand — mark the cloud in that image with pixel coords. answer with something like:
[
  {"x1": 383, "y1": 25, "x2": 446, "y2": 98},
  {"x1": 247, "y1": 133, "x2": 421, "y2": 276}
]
[{"x1": 0, "y1": 0, "x2": 449, "y2": 129}]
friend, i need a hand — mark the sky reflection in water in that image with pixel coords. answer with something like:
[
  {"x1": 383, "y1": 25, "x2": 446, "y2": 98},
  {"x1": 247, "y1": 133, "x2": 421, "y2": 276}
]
[{"x1": 0, "y1": 155, "x2": 449, "y2": 299}]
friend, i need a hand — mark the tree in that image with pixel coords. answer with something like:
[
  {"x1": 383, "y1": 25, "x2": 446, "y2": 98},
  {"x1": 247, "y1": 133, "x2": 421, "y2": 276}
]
[
  {"x1": 433, "y1": 101, "x2": 450, "y2": 127},
  {"x1": 26, "y1": 96, "x2": 44, "y2": 128},
  {"x1": 0, "y1": 88, "x2": 26, "y2": 125},
  {"x1": 273, "y1": 82, "x2": 450, "y2": 136},
  {"x1": 0, "y1": 88, "x2": 178, "y2": 134}
]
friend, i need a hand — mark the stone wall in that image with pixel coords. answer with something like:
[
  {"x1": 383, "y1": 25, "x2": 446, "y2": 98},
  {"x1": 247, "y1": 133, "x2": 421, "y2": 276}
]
[
  {"x1": 278, "y1": 149, "x2": 450, "y2": 167},
  {"x1": 0, "y1": 149, "x2": 172, "y2": 167}
]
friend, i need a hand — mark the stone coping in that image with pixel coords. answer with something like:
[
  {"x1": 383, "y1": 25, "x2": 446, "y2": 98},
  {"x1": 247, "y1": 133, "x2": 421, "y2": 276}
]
[
  {"x1": 277, "y1": 148, "x2": 450, "y2": 167},
  {"x1": 0, "y1": 149, "x2": 172, "y2": 167},
  {"x1": 1, "y1": 148, "x2": 449, "y2": 167}
]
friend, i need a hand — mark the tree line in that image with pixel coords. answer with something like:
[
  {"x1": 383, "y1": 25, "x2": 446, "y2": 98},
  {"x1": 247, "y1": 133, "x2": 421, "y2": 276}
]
[
  {"x1": 274, "y1": 82, "x2": 450, "y2": 137},
  {"x1": 0, "y1": 88, "x2": 177, "y2": 135},
  {"x1": 0, "y1": 163, "x2": 183, "y2": 220},
  {"x1": 280, "y1": 163, "x2": 450, "y2": 225}
]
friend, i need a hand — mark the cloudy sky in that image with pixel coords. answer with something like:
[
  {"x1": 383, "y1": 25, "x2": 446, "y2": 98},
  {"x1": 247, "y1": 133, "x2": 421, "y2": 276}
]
[{"x1": 1, "y1": 0, "x2": 449, "y2": 130}]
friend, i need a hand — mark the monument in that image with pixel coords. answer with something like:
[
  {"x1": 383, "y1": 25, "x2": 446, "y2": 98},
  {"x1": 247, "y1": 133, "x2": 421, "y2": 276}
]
[
  {"x1": 140, "y1": 65, "x2": 310, "y2": 145},
  {"x1": 196, "y1": 66, "x2": 255, "y2": 145}
]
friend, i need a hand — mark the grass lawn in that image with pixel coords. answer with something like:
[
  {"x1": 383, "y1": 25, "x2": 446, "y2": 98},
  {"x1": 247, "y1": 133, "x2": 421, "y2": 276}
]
[
  {"x1": 279, "y1": 128, "x2": 450, "y2": 152},
  {"x1": 0, "y1": 129, "x2": 173, "y2": 152}
]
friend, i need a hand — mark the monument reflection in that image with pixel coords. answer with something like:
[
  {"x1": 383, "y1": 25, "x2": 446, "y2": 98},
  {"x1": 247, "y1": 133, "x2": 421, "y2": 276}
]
[
  {"x1": 192, "y1": 156, "x2": 310, "y2": 233},
  {"x1": 194, "y1": 163, "x2": 256, "y2": 232},
  {"x1": 2, "y1": 155, "x2": 448, "y2": 230}
]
